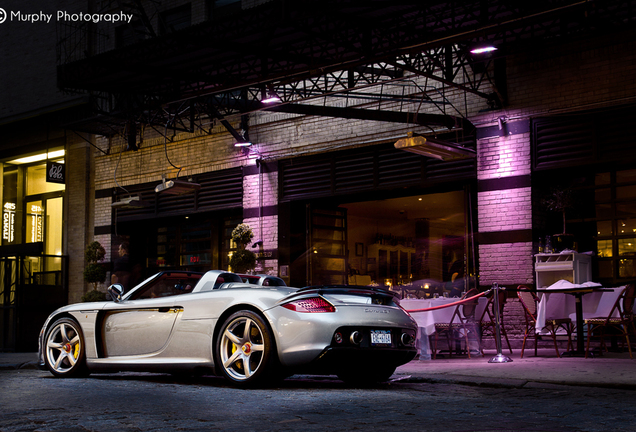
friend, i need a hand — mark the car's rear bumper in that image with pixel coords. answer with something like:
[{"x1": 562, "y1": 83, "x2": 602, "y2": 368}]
[{"x1": 295, "y1": 324, "x2": 418, "y2": 374}]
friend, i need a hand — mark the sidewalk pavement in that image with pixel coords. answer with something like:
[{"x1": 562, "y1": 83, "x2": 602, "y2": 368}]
[
  {"x1": 395, "y1": 349, "x2": 636, "y2": 390},
  {"x1": 2, "y1": 349, "x2": 634, "y2": 389}
]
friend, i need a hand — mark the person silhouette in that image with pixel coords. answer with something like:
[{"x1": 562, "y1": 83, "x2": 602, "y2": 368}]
[{"x1": 111, "y1": 242, "x2": 132, "y2": 291}]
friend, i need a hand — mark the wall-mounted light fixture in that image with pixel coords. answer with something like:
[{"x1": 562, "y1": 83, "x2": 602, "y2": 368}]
[{"x1": 394, "y1": 132, "x2": 476, "y2": 161}]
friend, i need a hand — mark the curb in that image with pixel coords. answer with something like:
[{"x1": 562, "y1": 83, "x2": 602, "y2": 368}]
[{"x1": 393, "y1": 373, "x2": 636, "y2": 391}]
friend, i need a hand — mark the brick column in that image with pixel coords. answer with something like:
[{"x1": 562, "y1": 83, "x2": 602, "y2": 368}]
[
  {"x1": 65, "y1": 134, "x2": 95, "y2": 303},
  {"x1": 476, "y1": 120, "x2": 534, "y2": 288},
  {"x1": 242, "y1": 161, "x2": 279, "y2": 275}
]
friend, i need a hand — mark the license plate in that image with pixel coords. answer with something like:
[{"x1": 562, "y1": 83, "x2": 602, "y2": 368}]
[{"x1": 370, "y1": 330, "x2": 392, "y2": 346}]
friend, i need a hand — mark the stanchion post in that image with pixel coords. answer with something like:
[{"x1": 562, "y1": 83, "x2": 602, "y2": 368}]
[{"x1": 488, "y1": 282, "x2": 513, "y2": 363}]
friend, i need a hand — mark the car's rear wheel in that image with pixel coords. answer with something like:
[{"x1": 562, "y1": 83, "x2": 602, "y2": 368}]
[
  {"x1": 44, "y1": 317, "x2": 88, "y2": 378},
  {"x1": 216, "y1": 310, "x2": 277, "y2": 387}
]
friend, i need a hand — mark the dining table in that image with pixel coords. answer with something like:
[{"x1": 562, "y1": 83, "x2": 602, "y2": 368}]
[
  {"x1": 536, "y1": 280, "x2": 619, "y2": 356},
  {"x1": 401, "y1": 296, "x2": 488, "y2": 359}
]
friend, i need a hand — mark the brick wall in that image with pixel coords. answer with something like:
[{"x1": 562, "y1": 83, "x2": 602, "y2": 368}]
[{"x1": 243, "y1": 165, "x2": 279, "y2": 275}]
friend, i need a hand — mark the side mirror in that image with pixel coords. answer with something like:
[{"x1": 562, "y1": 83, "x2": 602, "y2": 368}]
[{"x1": 108, "y1": 283, "x2": 124, "y2": 303}]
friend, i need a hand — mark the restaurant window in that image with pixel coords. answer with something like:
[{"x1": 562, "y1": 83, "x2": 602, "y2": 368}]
[
  {"x1": 337, "y1": 190, "x2": 470, "y2": 298},
  {"x1": 577, "y1": 168, "x2": 636, "y2": 283},
  {"x1": 149, "y1": 219, "x2": 215, "y2": 273}
]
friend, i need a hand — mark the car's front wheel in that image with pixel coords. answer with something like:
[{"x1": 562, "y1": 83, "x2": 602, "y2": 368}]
[
  {"x1": 44, "y1": 317, "x2": 88, "y2": 378},
  {"x1": 216, "y1": 310, "x2": 277, "y2": 387}
]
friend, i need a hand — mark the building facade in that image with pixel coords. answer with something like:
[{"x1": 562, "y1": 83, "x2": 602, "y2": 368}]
[{"x1": 2, "y1": 0, "x2": 636, "y2": 351}]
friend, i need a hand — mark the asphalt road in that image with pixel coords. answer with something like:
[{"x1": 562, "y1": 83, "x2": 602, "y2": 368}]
[{"x1": 1, "y1": 369, "x2": 634, "y2": 432}]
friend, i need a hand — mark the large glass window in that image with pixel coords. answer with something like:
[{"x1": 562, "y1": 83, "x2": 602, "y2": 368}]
[
  {"x1": 1, "y1": 150, "x2": 65, "y2": 257},
  {"x1": 570, "y1": 168, "x2": 636, "y2": 283},
  {"x1": 26, "y1": 164, "x2": 65, "y2": 195},
  {"x1": 338, "y1": 190, "x2": 469, "y2": 297}
]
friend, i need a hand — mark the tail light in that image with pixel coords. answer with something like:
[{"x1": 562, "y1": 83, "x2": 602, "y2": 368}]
[{"x1": 281, "y1": 297, "x2": 335, "y2": 313}]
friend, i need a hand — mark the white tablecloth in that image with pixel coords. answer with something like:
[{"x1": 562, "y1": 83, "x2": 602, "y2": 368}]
[
  {"x1": 536, "y1": 287, "x2": 624, "y2": 334},
  {"x1": 401, "y1": 297, "x2": 487, "y2": 359}
]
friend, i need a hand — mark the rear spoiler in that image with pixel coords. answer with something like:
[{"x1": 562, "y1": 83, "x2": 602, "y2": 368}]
[{"x1": 285, "y1": 284, "x2": 400, "y2": 301}]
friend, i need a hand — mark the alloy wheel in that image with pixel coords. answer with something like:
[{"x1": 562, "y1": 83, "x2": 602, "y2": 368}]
[{"x1": 218, "y1": 313, "x2": 268, "y2": 382}]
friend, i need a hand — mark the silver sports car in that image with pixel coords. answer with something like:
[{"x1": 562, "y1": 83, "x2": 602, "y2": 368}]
[{"x1": 38, "y1": 270, "x2": 418, "y2": 386}]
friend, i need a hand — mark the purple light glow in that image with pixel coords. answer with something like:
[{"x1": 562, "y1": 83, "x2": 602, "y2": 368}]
[
  {"x1": 262, "y1": 96, "x2": 281, "y2": 104},
  {"x1": 470, "y1": 46, "x2": 497, "y2": 54}
]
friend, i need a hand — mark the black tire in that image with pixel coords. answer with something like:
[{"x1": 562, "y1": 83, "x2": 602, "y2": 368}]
[
  {"x1": 216, "y1": 310, "x2": 278, "y2": 387},
  {"x1": 43, "y1": 317, "x2": 89, "y2": 378},
  {"x1": 337, "y1": 365, "x2": 396, "y2": 385}
]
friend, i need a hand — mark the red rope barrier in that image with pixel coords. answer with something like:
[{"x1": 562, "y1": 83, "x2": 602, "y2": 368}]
[{"x1": 404, "y1": 289, "x2": 491, "y2": 313}]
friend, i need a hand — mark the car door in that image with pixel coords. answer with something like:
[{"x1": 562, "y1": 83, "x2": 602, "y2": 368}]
[{"x1": 101, "y1": 297, "x2": 180, "y2": 357}]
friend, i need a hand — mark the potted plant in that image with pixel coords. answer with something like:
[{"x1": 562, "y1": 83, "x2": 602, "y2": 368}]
[
  {"x1": 229, "y1": 223, "x2": 257, "y2": 273},
  {"x1": 82, "y1": 241, "x2": 107, "y2": 301},
  {"x1": 543, "y1": 187, "x2": 575, "y2": 251}
]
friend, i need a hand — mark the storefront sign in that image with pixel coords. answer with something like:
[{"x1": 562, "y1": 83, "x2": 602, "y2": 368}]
[
  {"x1": 46, "y1": 161, "x2": 65, "y2": 184},
  {"x1": 30, "y1": 204, "x2": 43, "y2": 243},
  {"x1": 256, "y1": 250, "x2": 277, "y2": 260},
  {"x1": 2, "y1": 202, "x2": 16, "y2": 243}
]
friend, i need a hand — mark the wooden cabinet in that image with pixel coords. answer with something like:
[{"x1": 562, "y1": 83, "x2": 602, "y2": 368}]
[
  {"x1": 534, "y1": 252, "x2": 592, "y2": 288},
  {"x1": 367, "y1": 244, "x2": 415, "y2": 283}
]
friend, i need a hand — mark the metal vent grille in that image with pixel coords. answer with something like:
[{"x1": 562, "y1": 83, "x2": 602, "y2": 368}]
[
  {"x1": 377, "y1": 148, "x2": 423, "y2": 188},
  {"x1": 533, "y1": 104, "x2": 636, "y2": 170},
  {"x1": 197, "y1": 168, "x2": 243, "y2": 211},
  {"x1": 533, "y1": 117, "x2": 595, "y2": 169},
  {"x1": 280, "y1": 142, "x2": 476, "y2": 200},
  {"x1": 335, "y1": 151, "x2": 375, "y2": 193},
  {"x1": 281, "y1": 157, "x2": 333, "y2": 199}
]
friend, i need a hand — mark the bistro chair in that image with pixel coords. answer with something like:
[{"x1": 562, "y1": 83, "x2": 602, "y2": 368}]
[
  {"x1": 517, "y1": 285, "x2": 573, "y2": 358},
  {"x1": 432, "y1": 288, "x2": 480, "y2": 359},
  {"x1": 584, "y1": 284, "x2": 636, "y2": 359},
  {"x1": 478, "y1": 288, "x2": 512, "y2": 356}
]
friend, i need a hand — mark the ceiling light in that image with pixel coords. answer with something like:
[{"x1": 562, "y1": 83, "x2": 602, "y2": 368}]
[
  {"x1": 394, "y1": 133, "x2": 476, "y2": 161},
  {"x1": 262, "y1": 94, "x2": 281, "y2": 104},
  {"x1": 470, "y1": 45, "x2": 497, "y2": 54},
  {"x1": 155, "y1": 178, "x2": 201, "y2": 195},
  {"x1": 234, "y1": 141, "x2": 252, "y2": 147},
  {"x1": 7, "y1": 149, "x2": 65, "y2": 164},
  {"x1": 261, "y1": 87, "x2": 281, "y2": 104}
]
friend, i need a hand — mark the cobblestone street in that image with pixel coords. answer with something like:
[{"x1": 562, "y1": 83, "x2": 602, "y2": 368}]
[{"x1": 1, "y1": 369, "x2": 634, "y2": 432}]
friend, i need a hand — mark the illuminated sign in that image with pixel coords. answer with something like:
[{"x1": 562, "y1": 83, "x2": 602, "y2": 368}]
[
  {"x1": 2, "y1": 202, "x2": 16, "y2": 243},
  {"x1": 183, "y1": 254, "x2": 210, "y2": 266},
  {"x1": 30, "y1": 204, "x2": 43, "y2": 243}
]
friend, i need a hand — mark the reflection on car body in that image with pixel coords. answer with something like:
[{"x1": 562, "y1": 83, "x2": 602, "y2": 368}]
[{"x1": 38, "y1": 269, "x2": 417, "y2": 387}]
